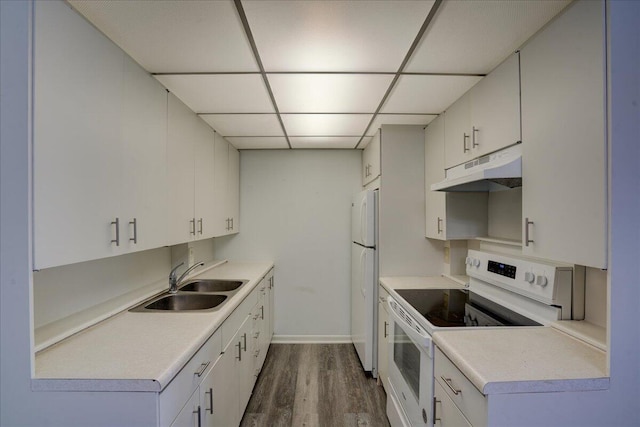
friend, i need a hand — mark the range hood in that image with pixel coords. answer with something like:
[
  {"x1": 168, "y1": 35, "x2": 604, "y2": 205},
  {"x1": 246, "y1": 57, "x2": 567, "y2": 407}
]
[{"x1": 431, "y1": 144, "x2": 522, "y2": 192}]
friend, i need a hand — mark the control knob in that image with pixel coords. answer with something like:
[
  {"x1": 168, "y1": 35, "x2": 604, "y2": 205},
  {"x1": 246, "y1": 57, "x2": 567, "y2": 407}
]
[
  {"x1": 536, "y1": 275, "x2": 548, "y2": 287},
  {"x1": 472, "y1": 258, "x2": 481, "y2": 268},
  {"x1": 524, "y1": 272, "x2": 535, "y2": 284},
  {"x1": 465, "y1": 256, "x2": 472, "y2": 266}
]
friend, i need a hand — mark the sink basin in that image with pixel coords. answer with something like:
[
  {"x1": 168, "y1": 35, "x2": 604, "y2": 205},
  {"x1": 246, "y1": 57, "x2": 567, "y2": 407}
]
[
  {"x1": 180, "y1": 279, "x2": 246, "y2": 293},
  {"x1": 132, "y1": 294, "x2": 227, "y2": 312}
]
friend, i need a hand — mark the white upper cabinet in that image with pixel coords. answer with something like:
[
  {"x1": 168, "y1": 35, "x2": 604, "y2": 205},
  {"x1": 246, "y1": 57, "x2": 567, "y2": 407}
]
[
  {"x1": 444, "y1": 53, "x2": 521, "y2": 169},
  {"x1": 362, "y1": 130, "x2": 381, "y2": 186},
  {"x1": 468, "y1": 53, "x2": 521, "y2": 158},
  {"x1": 34, "y1": 1, "x2": 123, "y2": 269},
  {"x1": 520, "y1": 0, "x2": 606, "y2": 268},
  {"x1": 194, "y1": 124, "x2": 217, "y2": 240},
  {"x1": 425, "y1": 115, "x2": 488, "y2": 241},
  {"x1": 212, "y1": 135, "x2": 240, "y2": 236},
  {"x1": 121, "y1": 56, "x2": 169, "y2": 253},
  {"x1": 167, "y1": 93, "x2": 198, "y2": 245}
]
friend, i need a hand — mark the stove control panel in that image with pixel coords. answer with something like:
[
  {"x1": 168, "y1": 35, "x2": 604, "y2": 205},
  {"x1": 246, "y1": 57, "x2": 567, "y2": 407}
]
[{"x1": 466, "y1": 250, "x2": 573, "y2": 311}]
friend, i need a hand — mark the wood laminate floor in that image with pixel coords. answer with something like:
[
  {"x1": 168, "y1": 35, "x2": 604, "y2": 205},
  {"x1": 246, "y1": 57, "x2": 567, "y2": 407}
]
[{"x1": 240, "y1": 344, "x2": 390, "y2": 427}]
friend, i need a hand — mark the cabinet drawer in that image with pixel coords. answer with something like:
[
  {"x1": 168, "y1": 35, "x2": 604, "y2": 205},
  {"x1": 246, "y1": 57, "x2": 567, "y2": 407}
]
[
  {"x1": 222, "y1": 286, "x2": 258, "y2": 348},
  {"x1": 434, "y1": 381, "x2": 472, "y2": 427},
  {"x1": 434, "y1": 348, "x2": 487, "y2": 427},
  {"x1": 159, "y1": 329, "x2": 222, "y2": 427}
]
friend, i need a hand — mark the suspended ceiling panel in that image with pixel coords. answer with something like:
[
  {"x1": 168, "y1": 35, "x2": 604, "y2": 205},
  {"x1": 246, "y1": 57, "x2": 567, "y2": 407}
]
[
  {"x1": 366, "y1": 114, "x2": 437, "y2": 136},
  {"x1": 405, "y1": 0, "x2": 573, "y2": 74},
  {"x1": 243, "y1": 0, "x2": 435, "y2": 72},
  {"x1": 200, "y1": 114, "x2": 283, "y2": 137},
  {"x1": 225, "y1": 137, "x2": 289, "y2": 150},
  {"x1": 155, "y1": 74, "x2": 274, "y2": 114},
  {"x1": 289, "y1": 137, "x2": 361, "y2": 149},
  {"x1": 68, "y1": 0, "x2": 258, "y2": 73},
  {"x1": 381, "y1": 75, "x2": 482, "y2": 114},
  {"x1": 268, "y1": 74, "x2": 394, "y2": 113},
  {"x1": 282, "y1": 114, "x2": 372, "y2": 136}
]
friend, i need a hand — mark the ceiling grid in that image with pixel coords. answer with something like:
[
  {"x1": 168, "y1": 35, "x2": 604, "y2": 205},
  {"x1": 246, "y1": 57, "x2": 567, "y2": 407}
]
[{"x1": 68, "y1": 0, "x2": 573, "y2": 150}]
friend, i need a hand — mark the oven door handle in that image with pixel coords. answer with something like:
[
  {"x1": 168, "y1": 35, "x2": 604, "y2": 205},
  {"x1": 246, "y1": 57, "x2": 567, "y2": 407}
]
[{"x1": 387, "y1": 297, "x2": 433, "y2": 356}]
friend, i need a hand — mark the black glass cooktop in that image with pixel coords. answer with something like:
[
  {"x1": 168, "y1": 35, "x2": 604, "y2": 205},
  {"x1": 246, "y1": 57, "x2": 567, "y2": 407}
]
[{"x1": 394, "y1": 288, "x2": 540, "y2": 328}]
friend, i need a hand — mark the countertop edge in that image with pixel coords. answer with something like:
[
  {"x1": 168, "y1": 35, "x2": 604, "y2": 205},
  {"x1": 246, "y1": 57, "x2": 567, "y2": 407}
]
[
  {"x1": 32, "y1": 378, "x2": 161, "y2": 392},
  {"x1": 482, "y1": 377, "x2": 611, "y2": 395}
]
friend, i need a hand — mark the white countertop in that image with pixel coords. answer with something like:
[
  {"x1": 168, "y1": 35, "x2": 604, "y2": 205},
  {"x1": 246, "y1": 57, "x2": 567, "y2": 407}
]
[
  {"x1": 33, "y1": 261, "x2": 273, "y2": 393},
  {"x1": 379, "y1": 275, "x2": 467, "y2": 292},
  {"x1": 433, "y1": 327, "x2": 609, "y2": 395}
]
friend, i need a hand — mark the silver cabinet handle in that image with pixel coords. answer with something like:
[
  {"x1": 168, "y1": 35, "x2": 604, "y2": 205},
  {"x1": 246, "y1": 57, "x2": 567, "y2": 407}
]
[
  {"x1": 230, "y1": 217, "x2": 234, "y2": 230},
  {"x1": 193, "y1": 406, "x2": 201, "y2": 427},
  {"x1": 190, "y1": 218, "x2": 196, "y2": 235},
  {"x1": 437, "y1": 217, "x2": 443, "y2": 234},
  {"x1": 463, "y1": 133, "x2": 470, "y2": 153},
  {"x1": 129, "y1": 218, "x2": 137, "y2": 244},
  {"x1": 441, "y1": 376, "x2": 461, "y2": 395},
  {"x1": 194, "y1": 361, "x2": 210, "y2": 377},
  {"x1": 242, "y1": 333, "x2": 247, "y2": 351},
  {"x1": 525, "y1": 217, "x2": 534, "y2": 246},
  {"x1": 254, "y1": 331, "x2": 260, "y2": 339},
  {"x1": 434, "y1": 397, "x2": 441, "y2": 422},
  {"x1": 472, "y1": 126, "x2": 479, "y2": 148},
  {"x1": 111, "y1": 218, "x2": 120, "y2": 246},
  {"x1": 198, "y1": 218, "x2": 203, "y2": 235},
  {"x1": 384, "y1": 321, "x2": 388, "y2": 338},
  {"x1": 205, "y1": 388, "x2": 213, "y2": 414},
  {"x1": 225, "y1": 218, "x2": 230, "y2": 231},
  {"x1": 236, "y1": 341, "x2": 242, "y2": 361}
]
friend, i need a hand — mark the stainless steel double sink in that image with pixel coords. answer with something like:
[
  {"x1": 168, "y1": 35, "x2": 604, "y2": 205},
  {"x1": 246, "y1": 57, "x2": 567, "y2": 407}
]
[{"x1": 130, "y1": 279, "x2": 248, "y2": 312}]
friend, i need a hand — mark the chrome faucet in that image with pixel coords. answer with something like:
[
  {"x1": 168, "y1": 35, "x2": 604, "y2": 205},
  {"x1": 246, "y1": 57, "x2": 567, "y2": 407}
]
[{"x1": 168, "y1": 261, "x2": 205, "y2": 293}]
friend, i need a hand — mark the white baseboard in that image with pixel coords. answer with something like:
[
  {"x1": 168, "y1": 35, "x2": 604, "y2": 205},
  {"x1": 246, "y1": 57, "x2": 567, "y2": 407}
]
[{"x1": 272, "y1": 335, "x2": 352, "y2": 344}]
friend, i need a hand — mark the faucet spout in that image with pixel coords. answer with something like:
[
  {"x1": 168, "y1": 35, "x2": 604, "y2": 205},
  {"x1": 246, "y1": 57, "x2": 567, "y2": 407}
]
[{"x1": 168, "y1": 261, "x2": 205, "y2": 293}]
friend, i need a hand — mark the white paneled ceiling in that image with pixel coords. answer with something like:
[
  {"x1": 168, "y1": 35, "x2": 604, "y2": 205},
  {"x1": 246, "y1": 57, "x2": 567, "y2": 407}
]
[{"x1": 68, "y1": 0, "x2": 573, "y2": 150}]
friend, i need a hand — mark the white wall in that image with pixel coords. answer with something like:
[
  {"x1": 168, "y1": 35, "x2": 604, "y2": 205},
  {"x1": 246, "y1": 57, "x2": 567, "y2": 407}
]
[{"x1": 213, "y1": 150, "x2": 361, "y2": 339}]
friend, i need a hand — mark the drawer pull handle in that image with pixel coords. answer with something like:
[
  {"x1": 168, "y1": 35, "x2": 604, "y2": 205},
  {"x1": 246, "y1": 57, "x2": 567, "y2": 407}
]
[
  {"x1": 193, "y1": 406, "x2": 201, "y2": 427},
  {"x1": 194, "y1": 361, "x2": 210, "y2": 377},
  {"x1": 205, "y1": 387, "x2": 213, "y2": 414},
  {"x1": 236, "y1": 342, "x2": 242, "y2": 361},
  {"x1": 441, "y1": 376, "x2": 461, "y2": 395}
]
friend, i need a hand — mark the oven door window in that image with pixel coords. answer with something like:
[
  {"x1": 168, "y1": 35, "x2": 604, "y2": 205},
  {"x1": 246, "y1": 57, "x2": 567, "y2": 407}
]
[{"x1": 393, "y1": 322, "x2": 421, "y2": 400}]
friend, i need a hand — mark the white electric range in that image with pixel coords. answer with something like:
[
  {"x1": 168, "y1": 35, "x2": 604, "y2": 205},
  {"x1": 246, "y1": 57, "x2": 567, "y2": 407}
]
[{"x1": 385, "y1": 249, "x2": 579, "y2": 427}]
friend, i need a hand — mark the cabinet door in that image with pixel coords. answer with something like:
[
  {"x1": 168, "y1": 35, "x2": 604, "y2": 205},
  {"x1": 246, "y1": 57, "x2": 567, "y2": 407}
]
[
  {"x1": 237, "y1": 315, "x2": 254, "y2": 419},
  {"x1": 227, "y1": 144, "x2": 240, "y2": 234},
  {"x1": 377, "y1": 287, "x2": 390, "y2": 390},
  {"x1": 425, "y1": 115, "x2": 447, "y2": 239},
  {"x1": 171, "y1": 388, "x2": 200, "y2": 427},
  {"x1": 121, "y1": 55, "x2": 168, "y2": 252},
  {"x1": 212, "y1": 134, "x2": 229, "y2": 236},
  {"x1": 444, "y1": 92, "x2": 473, "y2": 169},
  {"x1": 33, "y1": 0, "x2": 124, "y2": 269},
  {"x1": 469, "y1": 53, "x2": 521, "y2": 157},
  {"x1": 520, "y1": 0, "x2": 606, "y2": 268},
  {"x1": 201, "y1": 353, "x2": 235, "y2": 427},
  {"x1": 267, "y1": 270, "x2": 275, "y2": 340},
  {"x1": 194, "y1": 123, "x2": 216, "y2": 240},
  {"x1": 167, "y1": 93, "x2": 197, "y2": 245},
  {"x1": 362, "y1": 130, "x2": 381, "y2": 186},
  {"x1": 434, "y1": 381, "x2": 472, "y2": 427}
]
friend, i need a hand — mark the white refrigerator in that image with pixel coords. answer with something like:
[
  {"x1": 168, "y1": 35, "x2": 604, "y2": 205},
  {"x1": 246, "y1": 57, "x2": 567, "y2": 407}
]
[{"x1": 351, "y1": 189, "x2": 378, "y2": 373}]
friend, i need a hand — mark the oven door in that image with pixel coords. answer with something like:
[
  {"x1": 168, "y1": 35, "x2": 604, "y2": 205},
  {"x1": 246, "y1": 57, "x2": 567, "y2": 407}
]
[{"x1": 387, "y1": 299, "x2": 433, "y2": 427}]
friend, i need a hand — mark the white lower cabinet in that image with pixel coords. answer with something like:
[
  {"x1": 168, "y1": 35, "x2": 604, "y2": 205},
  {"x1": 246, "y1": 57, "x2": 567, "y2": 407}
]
[
  {"x1": 377, "y1": 285, "x2": 390, "y2": 390},
  {"x1": 434, "y1": 348, "x2": 487, "y2": 427},
  {"x1": 159, "y1": 276, "x2": 274, "y2": 427}
]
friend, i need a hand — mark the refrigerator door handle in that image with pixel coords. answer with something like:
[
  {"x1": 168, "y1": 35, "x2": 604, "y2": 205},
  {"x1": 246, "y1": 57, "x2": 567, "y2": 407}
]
[
  {"x1": 360, "y1": 249, "x2": 367, "y2": 297},
  {"x1": 360, "y1": 197, "x2": 367, "y2": 245}
]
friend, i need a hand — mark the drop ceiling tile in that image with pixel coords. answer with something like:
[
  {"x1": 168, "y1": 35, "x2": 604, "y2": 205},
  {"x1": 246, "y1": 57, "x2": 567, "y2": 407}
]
[
  {"x1": 381, "y1": 75, "x2": 482, "y2": 114},
  {"x1": 200, "y1": 114, "x2": 283, "y2": 137},
  {"x1": 269, "y1": 74, "x2": 393, "y2": 113},
  {"x1": 243, "y1": 0, "x2": 435, "y2": 72},
  {"x1": 69, "y1": 0, "x2": 258, "y2": 73},
  {"x1": 282, "y1": 114, "x2": 372, "y2": 137},
  {"x1": 226, "y1": 137, "x2": 289, "y2": 150},
  {"x1": 289, "y1": 137, "x2": 360, "y2": 149},
  {"x1": 406, "y1": 0, "x2": 572, "y2": 74},
  {"x1": 366, "y1": 114, "x2": 437, "y2": 136},
  {"x1": 155, "y1": 74, "x2": 274, "y2": 114}
]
